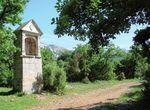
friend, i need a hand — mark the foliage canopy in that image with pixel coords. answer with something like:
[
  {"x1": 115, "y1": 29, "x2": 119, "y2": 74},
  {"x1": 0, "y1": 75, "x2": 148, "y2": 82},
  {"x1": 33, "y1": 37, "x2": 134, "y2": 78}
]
[
  {"x1": 0, "y1": 0, "x2": 28, "y2": 86},
  {"x1": 0, "y1": 0, "x2": 28, "y2": 26},
  {"x1": 53, "y1": 0, "x2": 150, "y2": 50}
]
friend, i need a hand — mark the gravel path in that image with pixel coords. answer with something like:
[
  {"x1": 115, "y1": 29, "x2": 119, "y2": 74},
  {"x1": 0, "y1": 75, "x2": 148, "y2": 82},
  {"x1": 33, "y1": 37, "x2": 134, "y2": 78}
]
[{"x1": 28, "y1": 82, "x2": 140, "y2": 110}]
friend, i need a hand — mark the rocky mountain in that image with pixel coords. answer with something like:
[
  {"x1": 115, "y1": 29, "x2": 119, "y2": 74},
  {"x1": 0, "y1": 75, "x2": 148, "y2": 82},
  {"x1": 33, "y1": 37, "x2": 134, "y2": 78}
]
[{"x1": 41, "y1": 43, "x2": 69, "y2": 57}]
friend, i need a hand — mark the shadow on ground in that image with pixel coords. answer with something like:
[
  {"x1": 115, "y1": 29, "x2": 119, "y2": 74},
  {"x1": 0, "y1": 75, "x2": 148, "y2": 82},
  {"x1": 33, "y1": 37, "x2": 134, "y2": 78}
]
[
  {"x1": 57, "y1": 102, "x2": 133, "y2": 110},
  {"x1": 0, "y1": 89, "x2": 16, "y2": 96},
  {"x1": 57, "y1": 100, "x2": 150, "y2": 110}
]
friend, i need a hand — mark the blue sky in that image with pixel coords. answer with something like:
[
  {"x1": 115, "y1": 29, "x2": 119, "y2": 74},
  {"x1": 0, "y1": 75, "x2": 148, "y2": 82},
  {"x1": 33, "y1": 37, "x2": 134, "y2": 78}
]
[{"x1": 16, "y1": 0, "x2": 146, "y2": 50}]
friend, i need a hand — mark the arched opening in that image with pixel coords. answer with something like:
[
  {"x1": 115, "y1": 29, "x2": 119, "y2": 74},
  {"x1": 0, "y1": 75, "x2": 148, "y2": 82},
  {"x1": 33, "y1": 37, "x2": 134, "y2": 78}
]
[{"x1": 25, "y1": 37, "x2": 37, "y2": 56}]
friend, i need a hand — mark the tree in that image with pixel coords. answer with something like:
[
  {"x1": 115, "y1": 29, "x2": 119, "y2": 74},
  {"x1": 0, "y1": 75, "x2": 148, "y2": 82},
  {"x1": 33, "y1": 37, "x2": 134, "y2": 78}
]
[
  {"x1": 0, "y1": 27, "x2": 16, "y2": 86},
  {"x1": 66, "y1": 57, "x2": 80, "y2": 82},
  {"x1": 74, "y1": 44, "x2": 91, "y2": 82},
  {"x1": 89, "y1": 44, "x2": 121, "y2": 80},
  {"x1": 115, "y1": 52, "x2": 136, "y2": 79},
  {"x1": 115, "y1": 44, "x2": 149, "y2": 79},
  {"x1": 0, "y1": 0, "x2": 28, "y2": 26},
  {"x1": 41, "y1": 48, "x2": 54, "y2": 65},
  {"x1": 0, "y1": 0, "x2": 28, "y2": 86},
  {"x1": 64, "y1": 44, "x2": 91, "y2": 82},
  {"x1": 53, "y1": 0, "x2": 150, "y2": 51},
  {"x1": 53, "y1": 0, "x2": 150, "y2": 101},
  {"x1": 134, "y1": 28, "x2": 150, "y2": 62},
  {"x1": 58, "y1": 50, "x2": 72, "y2": 62}
]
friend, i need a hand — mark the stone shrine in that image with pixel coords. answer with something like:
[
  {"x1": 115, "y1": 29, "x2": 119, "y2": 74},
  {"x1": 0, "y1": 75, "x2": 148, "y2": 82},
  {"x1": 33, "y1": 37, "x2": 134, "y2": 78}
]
[{"x1": 14, "y1": 19, "x2": 43, "y2": 93}]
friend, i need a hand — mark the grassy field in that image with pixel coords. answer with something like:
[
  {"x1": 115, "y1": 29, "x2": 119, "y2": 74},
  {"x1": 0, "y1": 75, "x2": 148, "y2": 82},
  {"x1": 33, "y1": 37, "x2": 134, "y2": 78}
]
[
  {"x1": 0, "y1": 79, "x2": 140, "y2": 110},
  {"x1": 0, "y1": 88, "x2": 39, "y2": 110},
  {"x1": 118, "y1": 84, "x2": 142, "y2": 102}
]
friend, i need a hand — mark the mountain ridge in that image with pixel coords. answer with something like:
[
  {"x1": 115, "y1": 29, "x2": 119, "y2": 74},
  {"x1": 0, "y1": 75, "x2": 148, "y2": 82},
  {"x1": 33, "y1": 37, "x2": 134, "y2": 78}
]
[{"x1": 41, "y1": 42, "x2": 69, "y2": 57}]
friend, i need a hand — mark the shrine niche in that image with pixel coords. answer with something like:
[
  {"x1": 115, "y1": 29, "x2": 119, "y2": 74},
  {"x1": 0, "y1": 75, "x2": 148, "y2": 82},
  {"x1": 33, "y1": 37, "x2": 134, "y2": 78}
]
[
  {"x1": 14, "y1": 19, "x2": 43, "y2": 93},
  {"x1": 25, "y1": 37, "x2": 37, "y2": 56}
]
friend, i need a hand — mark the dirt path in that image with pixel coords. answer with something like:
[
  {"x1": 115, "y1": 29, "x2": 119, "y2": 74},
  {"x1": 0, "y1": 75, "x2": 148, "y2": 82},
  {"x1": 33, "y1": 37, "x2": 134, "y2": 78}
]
[{"x1": 29, "y1": 82, "x2": 140, "y2": 110}]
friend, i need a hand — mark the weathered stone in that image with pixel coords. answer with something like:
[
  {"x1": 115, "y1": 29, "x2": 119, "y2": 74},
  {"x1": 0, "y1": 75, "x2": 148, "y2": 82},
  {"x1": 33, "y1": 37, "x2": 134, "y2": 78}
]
[{"x1": 14, "y1": 19, "x2": 43, "y2": 93}]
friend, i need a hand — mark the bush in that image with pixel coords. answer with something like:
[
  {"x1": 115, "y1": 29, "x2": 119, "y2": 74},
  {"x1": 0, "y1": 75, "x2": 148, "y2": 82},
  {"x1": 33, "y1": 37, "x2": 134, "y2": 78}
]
[
  {"x1": 66, "y1": 58, "x2": 81, "y2": 82},
  {"x1": 135, "y1": 58, "x2": 149, "y2": 78},
  {"x1": 41, "y1": 48, "x2": 54, "y2": 65},
  {"x1": 82, "y1": 77, "x2": 90, "y2": 84},
  {"x1": 115, "y1": 55, "x2": 136, "y2": 79},
  {"x1": 79, "y1": 57, "x2": 90, "y2": 81},
  {"x1": 0, "y1": 64, "x2": 13, "y2": 87},
  {"x1": 90, "y1": 61, "x2": 115, "y2": 80},
  {"x1": 43, "y1": 62, "x2": 66, "y2": 94},
  {"x1": 117, "y1": 72, "x2": 126, "y2": 80},
  {"x1": 57, "y1": 60, "x2": 65, "y2": 68},
  {"x1": 89, "y1": 52, "x2": 116, "y2": 81},
  {"x1": 66, "y1": 45, "x2": 91, "y2": 82},
  {"x1": 0, "y1": 27, "x2": 16, "y2": 87}
]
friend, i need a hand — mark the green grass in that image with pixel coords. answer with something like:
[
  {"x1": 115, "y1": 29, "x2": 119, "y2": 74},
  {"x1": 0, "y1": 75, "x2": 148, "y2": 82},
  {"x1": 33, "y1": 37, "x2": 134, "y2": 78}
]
[
  {"x1": 118, "y1": 85, "x2": 143, "y2": 103},
  {"x1": 0, "y1": 88, "x2": 40, "y2": 110},
  {"x1": 0, "y1": 79, "x2": 140, "y2": 110},
  {"x1": 114, "y1": 84, "x2": 143, "y2": 110},
  {"x1": 65, "y1": 79, "x2": 139, "y2": 95}
]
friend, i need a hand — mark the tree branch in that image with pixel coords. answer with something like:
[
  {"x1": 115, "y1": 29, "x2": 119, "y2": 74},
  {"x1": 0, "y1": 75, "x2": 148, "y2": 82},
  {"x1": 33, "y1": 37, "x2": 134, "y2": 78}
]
[
  {"x1": 0, "y1": 0, "x2": 10, "y2": 24},
  {"x1": 0, "y1": 6, "x2": 7, "y2": 23}
]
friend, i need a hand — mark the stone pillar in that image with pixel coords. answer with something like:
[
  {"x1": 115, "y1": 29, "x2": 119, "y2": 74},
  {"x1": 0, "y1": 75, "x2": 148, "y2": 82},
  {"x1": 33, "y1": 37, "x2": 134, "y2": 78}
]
[{"x1": 14, "y1": 19, "x2": 43, "y2": 93}]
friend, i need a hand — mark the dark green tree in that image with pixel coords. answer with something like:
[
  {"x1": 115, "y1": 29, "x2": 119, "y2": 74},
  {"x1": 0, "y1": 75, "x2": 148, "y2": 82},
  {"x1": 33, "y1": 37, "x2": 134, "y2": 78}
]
[
  {"x1": 89, "y1": 44, "x2": 121, "y2": 80},
  {"x1": 115, "y1": 52, "x2": 136, "y2": 79},
  {"x1": 115, "y1": 44, "x2": 149, "y2": 79},
  {"x1": 53, "y1": 0, "x2": 150, "y2": 50},
  {"x1": 41, "y1": 48, "x2": 54, "y2": 65},
  {"x1": 58, "y1": 50, "x2": 72, "y2": 62},
  {"x1": 0, "y1": 27, "x2": 16, "y2": 86},
  {"x1": 0, "y1": 0, "x2": 28, "y2": 25},
  {"x1": 134, "y1": 28, "x2": 150, "y2": 62},
  {"x1": 0, "y1": 0, "x2": 28, "y2": 86},
  {"x1": 66, "y1": 57, "x2": 80, "y2": 82},
  {"x1": 74, "y1": 44, "x2": 91, "y2": 82}
]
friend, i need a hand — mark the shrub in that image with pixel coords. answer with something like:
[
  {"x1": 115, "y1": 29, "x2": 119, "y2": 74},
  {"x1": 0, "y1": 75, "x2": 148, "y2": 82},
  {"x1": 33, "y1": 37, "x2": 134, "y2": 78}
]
[
  {"x1": 41, "y1": 48, "x2": 54, "y2": 65},
  {"x1": 117, "y1": 72, "x2": 126, "y2": 80},
  {"x1": 79, "y1": 57, "x2": 90, "y2": 81},
  {"x1": 57, "y1": 60, "x2": 65, "y2": 68},
  {"x1": 66, "y1": 58, "x2": 81, "y2": 82},
  {"x1": 58, "y1": 50, "x2": 72, "y2": 62},
  {"x1": 66, "y1": 45, "x2": 91, "y2": 82},
  {"x1": 135, "y1": 58, "x2": 149, "y2": 78},
  {"x1": 90, "y1": 61, "x2": 115, "y2": 80},
  {"x1": 89, "y1": 52, "x2": 116, "y2": 81},
  {"x1": 0, "y1": 64, "x2": 13, "y2": 87},
  {"x1": 82, "y1": 77, "x2": 90, "y2": 84},
  {"x1": 43, "y1": 62, "x2": 66, "y2": 94},
  {"x1": 115, "y1": 55, "x2": 136, "y2": 79},
  {"x1": 54, "y1": 68, "x2": 66, "y2": 93}
]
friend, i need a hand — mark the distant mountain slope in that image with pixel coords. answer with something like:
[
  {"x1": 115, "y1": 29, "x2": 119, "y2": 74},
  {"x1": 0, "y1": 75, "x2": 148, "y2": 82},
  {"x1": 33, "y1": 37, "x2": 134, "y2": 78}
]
[{"x1": 41, "y1": 43, "x2": 69, "y2": 57}]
